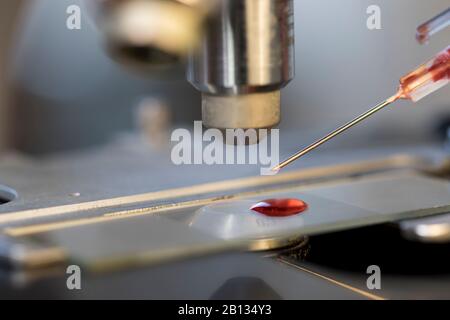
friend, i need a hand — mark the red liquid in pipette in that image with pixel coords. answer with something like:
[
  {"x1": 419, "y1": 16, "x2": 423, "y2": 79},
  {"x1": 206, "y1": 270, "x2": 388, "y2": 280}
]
[
  {"x1": 416, "y1": 24, "x2": 429, "y2": 44},
  {"x1": 430, "y1": 47, "x2": 450, "y2": 82},
  {"x1": 250, "y1": 198, "x2": 308, "y2": 217},
  {"x1": 397, "y1": 46, "x2": 449, "y2": 102}
]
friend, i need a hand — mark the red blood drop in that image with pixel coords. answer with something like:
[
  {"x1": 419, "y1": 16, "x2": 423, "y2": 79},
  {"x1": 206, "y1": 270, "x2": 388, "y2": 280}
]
[{"x1": 250, "y1": 198, "x2": 308, "y2": 217}]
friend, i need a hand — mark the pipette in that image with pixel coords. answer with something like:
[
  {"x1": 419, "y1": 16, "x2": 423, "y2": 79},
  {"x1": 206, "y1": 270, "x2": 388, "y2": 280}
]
[
  {"x1": 416, "y1": 7, "x2": 450, "y2": 44},
  {"x1": 273, "y1": 45, "x2": 450, "y2": 171}
]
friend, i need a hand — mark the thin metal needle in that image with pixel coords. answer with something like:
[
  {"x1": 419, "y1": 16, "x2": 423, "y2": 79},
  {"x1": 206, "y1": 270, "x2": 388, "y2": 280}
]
[{"x1": 272, "y1": 94, "x2": 400, "y2": 171}]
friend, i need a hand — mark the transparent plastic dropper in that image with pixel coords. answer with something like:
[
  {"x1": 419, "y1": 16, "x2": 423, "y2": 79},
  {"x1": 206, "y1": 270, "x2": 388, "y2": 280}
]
[{"x1": 416, "y1": 7, "x2": 450, "y2": 44}]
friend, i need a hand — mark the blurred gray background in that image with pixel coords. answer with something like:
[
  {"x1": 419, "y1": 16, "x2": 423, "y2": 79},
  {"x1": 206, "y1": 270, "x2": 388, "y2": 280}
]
[{"x1": 0, "y1": 0, "x2": 449, "y2": 155}]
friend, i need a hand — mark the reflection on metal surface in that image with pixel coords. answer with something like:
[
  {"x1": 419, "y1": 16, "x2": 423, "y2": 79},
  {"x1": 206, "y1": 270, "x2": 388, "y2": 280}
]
[
  {"x1": 400, "y1": 220, "x2": 450, "y2": 243},
  {"x1": 278, "y1": 257, "x2": 386, "y2": 300},
  {"x1": 416, "y1": 224, "x2": 450, "y2": 238},
  {"x1": 0, "y1": 185, "x2": 17, "y2": 205}
]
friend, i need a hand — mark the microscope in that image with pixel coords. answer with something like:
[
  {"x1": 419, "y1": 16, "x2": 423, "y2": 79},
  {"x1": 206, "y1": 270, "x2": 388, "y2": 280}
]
[
  {"x1": 0, "y1": 1, "x2": 450, "y2": 300},
  {"x1": 93, "y1": 0, "x2": 294, "y2": 130}
]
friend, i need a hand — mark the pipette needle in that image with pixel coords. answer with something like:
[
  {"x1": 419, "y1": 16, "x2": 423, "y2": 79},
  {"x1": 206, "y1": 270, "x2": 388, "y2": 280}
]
[{"x1": 272, "y1": 93, "x2": 401, "y2": 171}]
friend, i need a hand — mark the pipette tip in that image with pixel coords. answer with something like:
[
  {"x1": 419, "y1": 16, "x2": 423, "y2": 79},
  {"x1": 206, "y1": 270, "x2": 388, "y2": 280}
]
[
  {"x1": 271, "y1": 165, "x2": 281, "y2": 172},
  {"x1": 272, "y1": 96, "x2": 398, "y2": 171}
]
